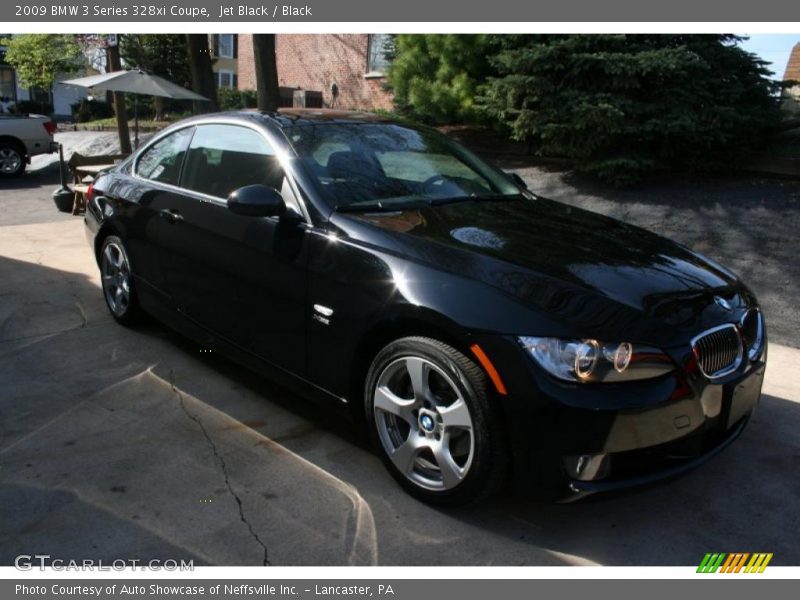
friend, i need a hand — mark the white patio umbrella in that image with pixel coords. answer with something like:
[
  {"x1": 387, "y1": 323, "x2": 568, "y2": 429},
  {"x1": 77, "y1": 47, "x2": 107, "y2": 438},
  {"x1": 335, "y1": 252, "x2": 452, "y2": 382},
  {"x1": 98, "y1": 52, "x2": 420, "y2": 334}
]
[{"x1": 60, "y1": 69, "x2": 209, "y2": 148}]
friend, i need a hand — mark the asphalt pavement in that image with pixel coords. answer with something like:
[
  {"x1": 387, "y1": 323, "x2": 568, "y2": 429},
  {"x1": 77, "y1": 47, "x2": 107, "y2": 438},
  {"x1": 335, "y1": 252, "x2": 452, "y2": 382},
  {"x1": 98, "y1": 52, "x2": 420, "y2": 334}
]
[{"x1": 1, "y1": 162, "x2": 798, "y2": 566}]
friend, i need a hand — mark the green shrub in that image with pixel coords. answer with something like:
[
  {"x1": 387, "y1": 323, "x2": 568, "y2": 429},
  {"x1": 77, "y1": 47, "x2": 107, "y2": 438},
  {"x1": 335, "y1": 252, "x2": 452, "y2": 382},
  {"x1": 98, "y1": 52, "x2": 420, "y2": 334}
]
[
  {"x1": 240, "y1": 89, "x2": 257, "y2": 108},
  {"x1": 71, "y1": 99, "x2": 115, "y2": 122},
  {"x1": 120, "y1": 95, "x2": 192, "y2": 121},
  {"x1": 218, "y1": 88, "x2": 258, "y2": 111},
  {"x1": 387, "y1": 35, "x2": 495, "y2": 125},
  {"x1": 13, "y1": 100, "x2": 54, "y2": 115}
]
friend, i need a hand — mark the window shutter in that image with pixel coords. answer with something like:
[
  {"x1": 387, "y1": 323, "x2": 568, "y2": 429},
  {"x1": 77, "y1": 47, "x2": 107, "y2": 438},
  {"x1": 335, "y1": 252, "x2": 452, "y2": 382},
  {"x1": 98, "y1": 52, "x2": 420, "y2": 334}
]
[
  {"x1": 233, "y1": 35, "x2": 238, "y2": 59},
  {"x1": 233, "y1": 74, "x2": 238, "y2": 89}
]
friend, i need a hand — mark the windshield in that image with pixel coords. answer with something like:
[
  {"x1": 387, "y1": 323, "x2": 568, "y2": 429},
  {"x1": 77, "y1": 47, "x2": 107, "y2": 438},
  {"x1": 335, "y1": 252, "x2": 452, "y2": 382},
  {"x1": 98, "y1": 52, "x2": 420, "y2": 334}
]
[{"x1": 285, "y1": 122, "x2": 521, "y2": 211}]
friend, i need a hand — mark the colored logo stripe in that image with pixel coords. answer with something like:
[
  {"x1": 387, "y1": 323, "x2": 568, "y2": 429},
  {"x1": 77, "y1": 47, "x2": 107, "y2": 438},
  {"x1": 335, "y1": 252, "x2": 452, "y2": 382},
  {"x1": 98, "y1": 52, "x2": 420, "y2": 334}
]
[
  {"x1": 745, "y1": 553, "x2": 773, "y2": 573},
  {"x1": 720, "y1": 553, "x2": 749, "y2": 573},
  {"x1": 698, "y1": 553, "x2": 726, "y2": 573},
  {"x1": 697, "y1": 553, "x2": 773, "y2": 573}
]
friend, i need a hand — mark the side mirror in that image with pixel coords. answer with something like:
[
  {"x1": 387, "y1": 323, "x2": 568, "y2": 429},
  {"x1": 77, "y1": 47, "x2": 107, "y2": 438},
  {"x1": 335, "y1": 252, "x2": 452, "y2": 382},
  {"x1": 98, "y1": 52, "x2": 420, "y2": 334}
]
[
  {"x1": 507, "y1": 172, "x2": 528, "y2": 190},
  {"x1": 227, "y1": 184, "x2": 286, "y2": 217}
]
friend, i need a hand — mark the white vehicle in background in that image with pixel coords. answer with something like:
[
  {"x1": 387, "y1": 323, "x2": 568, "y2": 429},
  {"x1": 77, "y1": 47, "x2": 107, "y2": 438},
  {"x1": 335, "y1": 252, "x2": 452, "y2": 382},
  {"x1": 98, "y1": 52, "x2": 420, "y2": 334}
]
[{"x1": 0, "y1": 114, "x2": 57, "y2": 177}]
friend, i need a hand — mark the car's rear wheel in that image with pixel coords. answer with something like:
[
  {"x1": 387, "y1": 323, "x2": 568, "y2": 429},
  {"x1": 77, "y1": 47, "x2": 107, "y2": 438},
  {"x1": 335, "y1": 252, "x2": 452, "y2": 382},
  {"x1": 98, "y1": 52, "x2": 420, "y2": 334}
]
[
  {"x1": 100, "y1": 236, "x2": 141, "y2": 326},
  {"x1": 365, "y1": 336, "x2": 507, "y2": 505},
  {"x1": 0, "y1": 142, "x2": 26, "y2": 178}
]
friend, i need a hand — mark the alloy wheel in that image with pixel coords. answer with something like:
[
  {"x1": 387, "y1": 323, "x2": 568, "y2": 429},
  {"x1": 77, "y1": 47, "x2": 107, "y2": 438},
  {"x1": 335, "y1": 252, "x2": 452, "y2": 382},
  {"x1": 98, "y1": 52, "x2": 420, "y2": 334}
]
[
  {"x1": 0, "y1": 148, "x2": 22, "y2": 175},
  {"x1": 373, "y1": 356, "x2": 475, "y2": 491},
  {"x1": 101, "y1": 242, "x2": 132, "y2": 317}
]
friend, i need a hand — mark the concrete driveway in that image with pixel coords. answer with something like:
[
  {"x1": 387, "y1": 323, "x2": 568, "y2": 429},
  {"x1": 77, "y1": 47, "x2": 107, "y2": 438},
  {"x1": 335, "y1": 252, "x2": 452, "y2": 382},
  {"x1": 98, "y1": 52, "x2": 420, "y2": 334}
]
[{"x1": 1, "y1": 164, "x2": 799, "y2": 566}]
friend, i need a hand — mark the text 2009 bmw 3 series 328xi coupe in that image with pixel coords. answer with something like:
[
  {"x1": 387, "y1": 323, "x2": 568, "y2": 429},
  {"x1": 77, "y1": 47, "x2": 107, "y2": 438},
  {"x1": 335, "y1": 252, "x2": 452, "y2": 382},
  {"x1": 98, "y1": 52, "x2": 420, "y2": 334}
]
[{"x1": 84, "y1": 109, "x2": 767, "y2": 505}]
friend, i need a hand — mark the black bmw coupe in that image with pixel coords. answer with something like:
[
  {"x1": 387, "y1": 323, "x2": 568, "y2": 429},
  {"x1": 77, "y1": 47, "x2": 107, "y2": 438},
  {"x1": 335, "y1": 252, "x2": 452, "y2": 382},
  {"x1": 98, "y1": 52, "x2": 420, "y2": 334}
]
[{"x1": 85, "y1": 109, "x2": 766, "y2": 505}]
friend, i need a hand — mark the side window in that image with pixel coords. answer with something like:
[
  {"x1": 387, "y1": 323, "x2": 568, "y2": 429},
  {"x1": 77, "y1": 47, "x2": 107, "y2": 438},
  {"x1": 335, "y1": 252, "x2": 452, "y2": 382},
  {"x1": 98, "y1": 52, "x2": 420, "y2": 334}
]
[
  {"x1": 180, "y1": 124, "x2": 286, "y2": 200},
  {"x1": 136, "y1": 128, "x2": 193, "y2": 185}
]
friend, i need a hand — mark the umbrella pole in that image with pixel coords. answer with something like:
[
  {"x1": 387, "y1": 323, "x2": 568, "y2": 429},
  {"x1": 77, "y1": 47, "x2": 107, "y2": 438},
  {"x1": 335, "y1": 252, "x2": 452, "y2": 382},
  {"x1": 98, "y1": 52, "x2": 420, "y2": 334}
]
[{"x1": 134, "y1": 95, "x2": 139, "y2": 149}]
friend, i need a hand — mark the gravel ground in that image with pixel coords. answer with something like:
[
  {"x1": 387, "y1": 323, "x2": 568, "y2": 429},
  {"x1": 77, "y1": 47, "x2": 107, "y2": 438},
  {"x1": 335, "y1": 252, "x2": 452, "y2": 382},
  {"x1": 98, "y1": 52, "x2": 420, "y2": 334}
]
[{"x1": 502, "y1": 161, "x2": 800, "y2": 348}]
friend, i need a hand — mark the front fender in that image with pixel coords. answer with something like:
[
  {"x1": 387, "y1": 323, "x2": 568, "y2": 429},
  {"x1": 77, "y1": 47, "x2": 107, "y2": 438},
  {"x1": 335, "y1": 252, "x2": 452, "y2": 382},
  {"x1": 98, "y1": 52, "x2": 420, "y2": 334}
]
[{"x1": 304, "y1": 227, "x2": 564, "y2": 400}]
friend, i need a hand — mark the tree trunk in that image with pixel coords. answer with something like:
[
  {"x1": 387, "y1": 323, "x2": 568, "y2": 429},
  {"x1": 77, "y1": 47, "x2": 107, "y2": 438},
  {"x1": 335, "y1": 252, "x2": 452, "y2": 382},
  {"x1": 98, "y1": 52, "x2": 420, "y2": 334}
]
[
  {"x1": 253, "y1": 34, "x2": 280, "y2": 112},
  {"x1": 154, "y1": 96, "x2": 165, "y2": 121},
  {"x1": 106, "y1": 43, "x2": 132, "y2": 155},
  {"x1": 185, "y1": 34, "x2": 218, "y2": 114}
]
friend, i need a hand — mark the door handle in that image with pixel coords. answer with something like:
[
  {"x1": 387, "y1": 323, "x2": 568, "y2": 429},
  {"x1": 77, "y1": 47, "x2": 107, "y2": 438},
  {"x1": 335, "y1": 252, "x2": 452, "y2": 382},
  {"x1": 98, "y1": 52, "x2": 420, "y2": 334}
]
[{"x1": 159, "y1": 208, "x2": 183, "y2": 224}]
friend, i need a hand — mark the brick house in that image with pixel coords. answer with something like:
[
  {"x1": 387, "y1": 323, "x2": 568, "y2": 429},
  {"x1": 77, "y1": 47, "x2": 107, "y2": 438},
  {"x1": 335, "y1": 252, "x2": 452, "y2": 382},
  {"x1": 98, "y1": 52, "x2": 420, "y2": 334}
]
[
  {"x1": 783, "y1": 42, "x2": 800, "y2": 114},
  {"x1": 237, "y1": 34, "x2": 394, "y2": 112}
]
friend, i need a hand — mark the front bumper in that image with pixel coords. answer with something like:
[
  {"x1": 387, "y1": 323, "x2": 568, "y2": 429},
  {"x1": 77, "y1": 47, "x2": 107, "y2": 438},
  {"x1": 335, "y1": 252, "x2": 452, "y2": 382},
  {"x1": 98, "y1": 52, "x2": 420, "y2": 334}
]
[
  {"x1": 472, "y1": 334, "x2": 766, "y2": 498},
  {"x1": 561, "y1": 358, "x2": 764, "y2": 493},
  {"x1": 566, "y1": 414, "x2": 750, "y2": 496}
]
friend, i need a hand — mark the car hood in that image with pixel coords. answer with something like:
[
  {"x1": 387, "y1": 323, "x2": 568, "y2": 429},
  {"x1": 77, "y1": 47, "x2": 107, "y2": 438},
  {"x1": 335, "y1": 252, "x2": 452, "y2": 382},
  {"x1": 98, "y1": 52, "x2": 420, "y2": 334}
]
[{"x1": 332, "y1": 196, "x2": 751, "y2": 344}]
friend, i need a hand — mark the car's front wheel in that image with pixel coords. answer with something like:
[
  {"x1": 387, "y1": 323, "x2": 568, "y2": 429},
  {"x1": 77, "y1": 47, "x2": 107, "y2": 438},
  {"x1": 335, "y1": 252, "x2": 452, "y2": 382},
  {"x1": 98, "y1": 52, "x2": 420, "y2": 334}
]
[
  {"x1": 100, "y1": 236, "x2": 142, "y2": 326},
  {"x1": 365, "y1": 336, "x2": 507, "y2": 505}
]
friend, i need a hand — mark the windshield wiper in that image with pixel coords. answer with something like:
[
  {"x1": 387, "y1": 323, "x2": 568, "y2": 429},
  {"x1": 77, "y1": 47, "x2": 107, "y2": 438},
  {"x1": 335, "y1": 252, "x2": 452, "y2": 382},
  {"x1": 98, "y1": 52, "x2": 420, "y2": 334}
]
[
  {"x1": 334, "y1": 199, "x2": 431, "y2": 213},
  {"x1": 335, "y1": 193, "x2": 521, "y2": 213},
  {"x1": 428, "y1": 193, "x2": 520, "y2": 206}
]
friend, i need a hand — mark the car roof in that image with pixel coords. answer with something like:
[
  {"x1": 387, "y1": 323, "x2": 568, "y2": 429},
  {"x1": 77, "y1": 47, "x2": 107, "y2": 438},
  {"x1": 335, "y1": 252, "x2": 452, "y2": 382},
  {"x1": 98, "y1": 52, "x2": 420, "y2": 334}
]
[
  {"x1": 186, "y1": 108, "x2": 398, "y2": 129},
  {"x1": 273, "y1": 108, "x2": 395, "y2": 127}
]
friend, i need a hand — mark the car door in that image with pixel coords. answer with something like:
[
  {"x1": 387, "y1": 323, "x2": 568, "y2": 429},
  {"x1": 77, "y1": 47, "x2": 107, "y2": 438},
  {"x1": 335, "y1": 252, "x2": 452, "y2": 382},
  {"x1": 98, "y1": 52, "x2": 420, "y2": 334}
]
[
  {"x1": 156, "y1": 122, "x2": 309, "y2": 376},
  {"x1": 122, "y1": 125, "x2": 195, "y2": 296}
]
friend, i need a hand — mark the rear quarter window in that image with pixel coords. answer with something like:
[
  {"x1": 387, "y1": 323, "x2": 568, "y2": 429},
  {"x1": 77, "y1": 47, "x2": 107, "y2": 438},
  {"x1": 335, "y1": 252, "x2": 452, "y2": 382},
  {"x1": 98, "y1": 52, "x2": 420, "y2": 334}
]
[{"x1": 136, "y1": 127, "x2": 194, "y2": 185}]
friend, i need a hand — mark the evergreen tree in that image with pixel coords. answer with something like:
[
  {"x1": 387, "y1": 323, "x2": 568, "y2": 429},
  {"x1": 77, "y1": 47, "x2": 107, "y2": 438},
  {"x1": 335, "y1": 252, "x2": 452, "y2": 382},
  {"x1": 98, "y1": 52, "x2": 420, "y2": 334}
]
[
  {"x1": 388, "y1": 34, "x2": 494, "y2": 124},
  {"x1": 479, "y1": 34, "x2": 784, "y2": 183}
]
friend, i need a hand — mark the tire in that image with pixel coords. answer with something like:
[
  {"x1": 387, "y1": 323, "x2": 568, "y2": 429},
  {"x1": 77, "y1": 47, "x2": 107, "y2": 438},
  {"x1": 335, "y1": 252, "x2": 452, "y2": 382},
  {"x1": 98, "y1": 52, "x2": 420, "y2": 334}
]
[
  {"x1": 99, "y1": 236, "x2": 142, "y2": 326},
  {"x1": 0, "y1": 142, "x2": 26, "y2": 178},
  {"x1": 365, "y1": 336, "x2": 508, "y2": 505}
]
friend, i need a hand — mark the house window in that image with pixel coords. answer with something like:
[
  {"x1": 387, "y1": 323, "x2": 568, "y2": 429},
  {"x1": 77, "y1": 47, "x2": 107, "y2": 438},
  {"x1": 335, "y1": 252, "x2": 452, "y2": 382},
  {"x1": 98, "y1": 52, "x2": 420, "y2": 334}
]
[
  {"x1": 217, "y1": 34, "x2": 235, "y2": 59},
  {"x1": 366, "y1": 34, "x2": 393, "y2": 76},
  {"x1": 217, "y1": 70, "x2": 236, "y2": 89}
]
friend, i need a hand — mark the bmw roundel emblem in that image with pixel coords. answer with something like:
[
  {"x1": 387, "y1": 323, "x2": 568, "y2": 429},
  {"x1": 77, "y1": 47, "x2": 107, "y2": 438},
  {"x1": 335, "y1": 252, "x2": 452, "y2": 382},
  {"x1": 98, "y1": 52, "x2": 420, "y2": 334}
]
[
  {"x1": 714, "y1": 296, "x2": 733, "y2": 311},
  {"x1": 420, "y1": 414, "x2": 435, "y2": 432}
]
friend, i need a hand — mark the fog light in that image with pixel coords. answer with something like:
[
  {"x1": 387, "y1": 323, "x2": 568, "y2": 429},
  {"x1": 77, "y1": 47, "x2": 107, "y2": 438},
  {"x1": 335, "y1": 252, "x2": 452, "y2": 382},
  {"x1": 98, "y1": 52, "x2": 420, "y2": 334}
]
[{"x1": 563, "y1": 453, "x2": 609, "y2": 481}]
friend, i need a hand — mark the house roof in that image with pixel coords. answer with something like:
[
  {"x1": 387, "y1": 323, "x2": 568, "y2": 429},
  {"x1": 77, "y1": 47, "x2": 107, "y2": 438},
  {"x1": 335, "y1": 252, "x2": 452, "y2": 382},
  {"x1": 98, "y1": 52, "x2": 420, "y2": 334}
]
[{"x1": 784, "y1": 42, "x2": 800, "y2": 82}]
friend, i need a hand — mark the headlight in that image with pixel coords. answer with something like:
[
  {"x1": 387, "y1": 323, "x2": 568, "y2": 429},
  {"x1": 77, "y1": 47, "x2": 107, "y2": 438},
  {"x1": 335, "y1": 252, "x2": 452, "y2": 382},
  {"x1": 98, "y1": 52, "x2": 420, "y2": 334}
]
[{"x1": 518, "y1": 337, "x2": 674, "y2": 383}]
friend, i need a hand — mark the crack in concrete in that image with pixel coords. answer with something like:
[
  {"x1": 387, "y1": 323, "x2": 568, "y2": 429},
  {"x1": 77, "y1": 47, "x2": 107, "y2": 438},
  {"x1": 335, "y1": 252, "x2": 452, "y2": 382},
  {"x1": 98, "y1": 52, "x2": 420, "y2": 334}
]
[
  {"x1": 74, "y1": 300, "x2": 88, "y2": 328},
  {"x1": 168, "y1": 371, "x2": 271, "y2": 566}
]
